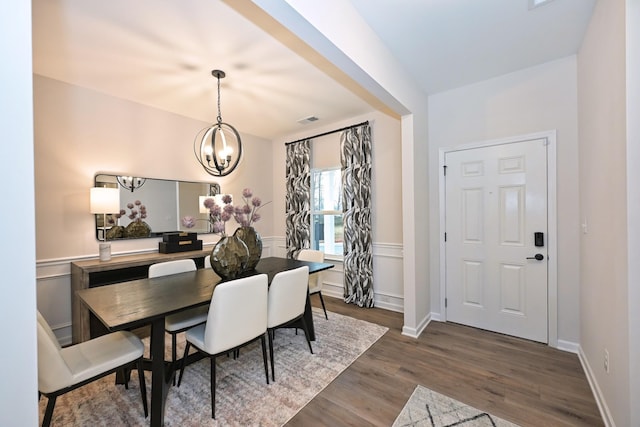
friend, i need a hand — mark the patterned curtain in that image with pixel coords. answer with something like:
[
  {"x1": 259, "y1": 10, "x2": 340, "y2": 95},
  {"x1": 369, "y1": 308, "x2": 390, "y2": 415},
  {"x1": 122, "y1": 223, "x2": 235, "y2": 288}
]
[
  {"x1": 285, "y1": 140, "x2": 311, "y2": 259},
  {"x1": 341, "y1": 124, "x2": 374, "y2": 307}
]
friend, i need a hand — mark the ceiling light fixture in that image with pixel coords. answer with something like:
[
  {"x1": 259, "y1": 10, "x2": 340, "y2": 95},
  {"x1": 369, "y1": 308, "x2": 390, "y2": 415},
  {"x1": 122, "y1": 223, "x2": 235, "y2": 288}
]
[
  {"x1": 194, "y1": 69, "x2": 242, "y2": 177},
  {"x1": 117, "y1": 175, "x2": 146, "y2": 192}
]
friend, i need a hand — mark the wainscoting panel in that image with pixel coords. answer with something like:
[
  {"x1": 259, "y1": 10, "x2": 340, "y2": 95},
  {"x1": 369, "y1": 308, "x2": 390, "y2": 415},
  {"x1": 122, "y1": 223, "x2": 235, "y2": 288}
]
[
  {"x1": 36, "y1": 259, "x2": 75, "y2": 345},
  {"x1": 36, "y1": 237, "x2": 404, "y2": 346}
]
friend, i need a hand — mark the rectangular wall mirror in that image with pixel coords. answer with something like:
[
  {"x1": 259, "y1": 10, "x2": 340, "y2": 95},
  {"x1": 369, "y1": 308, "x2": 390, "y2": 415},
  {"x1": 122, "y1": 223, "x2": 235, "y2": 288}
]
[{"x1": 94, "y1": 174, "x2": 220, "y2": 240}]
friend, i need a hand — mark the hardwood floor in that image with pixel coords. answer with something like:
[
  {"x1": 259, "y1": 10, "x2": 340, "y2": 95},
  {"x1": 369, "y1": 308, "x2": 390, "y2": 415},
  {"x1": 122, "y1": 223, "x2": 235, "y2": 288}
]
[{"x1": 287, "y1": 296, "x2": 603, "y2": 426}]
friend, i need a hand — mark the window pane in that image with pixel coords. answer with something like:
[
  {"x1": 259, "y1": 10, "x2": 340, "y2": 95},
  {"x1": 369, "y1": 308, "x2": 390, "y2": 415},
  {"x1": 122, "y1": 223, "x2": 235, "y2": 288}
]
[
  {"x1": 312, "y1": 169, "x2": 342, "y2": 212},
  {"x1": 312, "y1": 214, "x2": 343, "y2": 256}
]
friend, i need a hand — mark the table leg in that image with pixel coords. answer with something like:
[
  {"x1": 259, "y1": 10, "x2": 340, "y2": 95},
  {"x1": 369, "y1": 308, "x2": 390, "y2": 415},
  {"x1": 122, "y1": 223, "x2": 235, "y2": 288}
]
[{"x1": 149, "y1": 318, "x2": 168, "y2": 427}]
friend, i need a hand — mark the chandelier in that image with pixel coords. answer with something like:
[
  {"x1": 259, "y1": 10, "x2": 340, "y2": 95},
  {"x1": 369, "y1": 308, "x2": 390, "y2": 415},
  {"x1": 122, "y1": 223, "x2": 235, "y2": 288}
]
[
  {"x1": 194, "y1": 70, "x2": 242, "y2": 177},
  {"x1": 117, "y1": 176, "x2": 146, "y2": 192}
]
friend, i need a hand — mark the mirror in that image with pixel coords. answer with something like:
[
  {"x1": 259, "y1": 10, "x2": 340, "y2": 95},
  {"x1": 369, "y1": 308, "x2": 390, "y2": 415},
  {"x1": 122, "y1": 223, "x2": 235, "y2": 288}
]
[{"x1": 94, "y1": 174, "x2": 220, "y2": 240}]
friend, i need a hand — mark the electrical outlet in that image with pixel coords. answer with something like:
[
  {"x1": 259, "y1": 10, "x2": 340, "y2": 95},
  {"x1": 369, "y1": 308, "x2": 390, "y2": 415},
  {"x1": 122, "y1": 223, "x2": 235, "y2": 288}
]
[{"x1": 604, "y1": 349, "x2": 610, "y2": 373}]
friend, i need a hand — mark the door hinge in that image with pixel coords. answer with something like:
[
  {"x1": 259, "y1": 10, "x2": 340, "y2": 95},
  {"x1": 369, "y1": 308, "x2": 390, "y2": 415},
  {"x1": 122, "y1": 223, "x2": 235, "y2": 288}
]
[
  {"x1": 444, "y1": 232, "x2": 447, "y2": 242},
  {"x1": 445, "y1": 298, "x2": 447, "y2": 308},
  {"x1": 443, "y1": 165, "x2": 447, "y2": 176}
]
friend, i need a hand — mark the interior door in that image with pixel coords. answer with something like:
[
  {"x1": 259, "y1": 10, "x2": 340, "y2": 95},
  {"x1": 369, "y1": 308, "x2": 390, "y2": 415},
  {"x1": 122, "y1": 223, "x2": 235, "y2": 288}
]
[{"x1": 445, "y1": 139, "x2": 548, "y2": 343}]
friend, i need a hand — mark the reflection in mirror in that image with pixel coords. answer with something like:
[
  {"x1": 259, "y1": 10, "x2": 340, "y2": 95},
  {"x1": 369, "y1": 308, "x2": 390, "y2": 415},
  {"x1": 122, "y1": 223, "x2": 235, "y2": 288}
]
[{"x1": 94, "y1": 174, "x2": 220, "y2": 240}]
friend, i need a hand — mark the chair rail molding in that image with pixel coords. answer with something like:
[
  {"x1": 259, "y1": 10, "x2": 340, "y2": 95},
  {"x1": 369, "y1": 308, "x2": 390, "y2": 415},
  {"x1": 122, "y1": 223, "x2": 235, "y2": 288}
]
[{"x1": 36, "y1": 237, "x2": 403, "y2": 346}]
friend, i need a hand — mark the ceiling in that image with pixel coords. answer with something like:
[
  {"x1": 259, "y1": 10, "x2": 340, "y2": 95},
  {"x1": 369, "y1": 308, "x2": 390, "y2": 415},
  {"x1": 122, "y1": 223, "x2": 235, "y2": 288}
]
[{"x1": 32, "y1": 0, "x2": 596, "y2": 140}]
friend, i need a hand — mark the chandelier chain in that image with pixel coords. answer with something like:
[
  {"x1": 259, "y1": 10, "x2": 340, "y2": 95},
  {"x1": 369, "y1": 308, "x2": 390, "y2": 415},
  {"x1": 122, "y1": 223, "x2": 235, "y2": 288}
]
[{"x1": 216, "y1": 74, "x2": 222, "y2": 125}]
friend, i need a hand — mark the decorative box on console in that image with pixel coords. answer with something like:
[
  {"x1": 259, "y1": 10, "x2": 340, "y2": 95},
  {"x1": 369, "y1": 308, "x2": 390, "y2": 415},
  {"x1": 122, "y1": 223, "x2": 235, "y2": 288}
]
[{"x1": 159, "y1": 232, "x2": 203, "y2": 253}]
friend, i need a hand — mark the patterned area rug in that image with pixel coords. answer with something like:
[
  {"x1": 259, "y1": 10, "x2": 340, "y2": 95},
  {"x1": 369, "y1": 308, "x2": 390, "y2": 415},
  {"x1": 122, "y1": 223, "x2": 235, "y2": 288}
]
[
  {"x1": 393, "y1": 385, "x2": 520, "y2": 427},
  {"x1": 39, "y1": 308, "x2": 387, "y2": 426}
]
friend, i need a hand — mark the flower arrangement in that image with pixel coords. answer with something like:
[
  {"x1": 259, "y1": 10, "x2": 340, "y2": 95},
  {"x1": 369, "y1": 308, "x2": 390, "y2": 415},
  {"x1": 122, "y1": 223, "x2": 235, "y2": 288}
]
[
  {"x1": 106, "y1": 200, "x2": 151, "y2": 238},
  {"x1": 107, "y1": 200, "x2": 148, "y2": 226},
  {"x1": 234, "y1": 188, "x2": 269, "y2": 228},
  {"x1": 181, "y1": 188, "x2": 269, "y2": 236}
]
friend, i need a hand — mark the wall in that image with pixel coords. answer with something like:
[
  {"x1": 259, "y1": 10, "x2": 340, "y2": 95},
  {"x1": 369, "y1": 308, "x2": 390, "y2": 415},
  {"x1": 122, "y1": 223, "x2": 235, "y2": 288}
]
[
  {"x1": 428, "y1": 55, "x2": 580, "y2": 346},
  {"x1": 271, "y1": 111, "x2": 404, "y2": 311},
  {"x1": 578, "y1": 0, "x2": 629, "y2": 425},
  {"x1": 626, "y1": 1, "x2": 640, "y2": 424},
  {"x1": 0, "y1": 2, "x2": 39, "y2": 425},
  {"x1": 34, "y1": 75, "x2": 274, "y2": 343}
]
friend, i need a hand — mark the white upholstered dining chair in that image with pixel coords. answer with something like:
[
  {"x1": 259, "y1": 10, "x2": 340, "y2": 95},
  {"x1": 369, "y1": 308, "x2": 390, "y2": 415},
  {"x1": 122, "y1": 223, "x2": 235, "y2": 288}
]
[
  {"x1": 37, "y1": 311, "x2": 148, "y2": 427},
  {"x1": 148, "y1": 259, "x2": 209, "y2": 384},
  {"x1": 267, "y1": 266, "x2": 313, "y2": 381},
  {"x1": 177, "y1": 274, "x2": 269, "y2": 419},
  {"x1": 297, "y1": 249, "x2": 328, "y2": 320}
]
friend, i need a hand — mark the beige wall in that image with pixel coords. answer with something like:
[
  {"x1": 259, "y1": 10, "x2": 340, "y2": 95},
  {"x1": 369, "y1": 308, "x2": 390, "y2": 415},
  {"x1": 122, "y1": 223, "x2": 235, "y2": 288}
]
[
  {"x1": 578, "y1": 0, "x2": 629, "y2": 425},
  {"x1": 33, "y1": 75, "x2": 275, "y2": 340},
  {"x1": 271, "y1": 111, "x2": 403, "y2": 243},
  {"x1": 428, "y1": 56, "x2": 580, "y2": 345},
  {"x1": 34, "y1": 75, "x2": 274, "y2": 261}
]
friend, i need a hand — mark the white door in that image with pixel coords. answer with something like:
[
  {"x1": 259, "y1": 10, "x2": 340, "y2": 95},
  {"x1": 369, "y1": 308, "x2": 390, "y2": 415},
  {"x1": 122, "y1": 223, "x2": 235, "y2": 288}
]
[{"x1": 445, "y1": 139, "x2": 548, "y2": 343}]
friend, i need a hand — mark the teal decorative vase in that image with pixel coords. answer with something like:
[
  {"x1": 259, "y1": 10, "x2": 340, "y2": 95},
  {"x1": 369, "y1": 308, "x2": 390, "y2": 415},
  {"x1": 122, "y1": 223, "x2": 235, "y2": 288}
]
[
  {"x1": 210, "y1": 234, "x2": 249, "y2": 279},
  {"x1": 234, "y1": 226, "x2": 262, "y2": 271}
]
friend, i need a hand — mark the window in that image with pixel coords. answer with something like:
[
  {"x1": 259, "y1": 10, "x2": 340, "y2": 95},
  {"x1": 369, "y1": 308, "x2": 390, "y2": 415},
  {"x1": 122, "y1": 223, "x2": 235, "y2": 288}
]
[{"x1": 311, "y1": 168, "x2": 343, "y2": 257}]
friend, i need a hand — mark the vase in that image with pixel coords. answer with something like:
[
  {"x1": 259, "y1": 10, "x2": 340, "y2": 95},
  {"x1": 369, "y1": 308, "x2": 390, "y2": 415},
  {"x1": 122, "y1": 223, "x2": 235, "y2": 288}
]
[
  {"x1": 125, "y1": 220, "x2": 151, "y2": 238},
  {"x1": 234, "y1": 226, "x2": 262, "y2": 271},
  {"x1": 210, "y1": 234, "x2": 249, "y2": 279},
  {"x1": 105, "y1": 225, "x2": 125, "y2": 240}
]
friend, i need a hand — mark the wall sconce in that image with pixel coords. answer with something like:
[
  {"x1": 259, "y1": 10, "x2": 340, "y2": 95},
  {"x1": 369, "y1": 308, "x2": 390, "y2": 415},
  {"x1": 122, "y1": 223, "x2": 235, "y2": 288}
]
[
  {"x1": 90, "y1": 187, "x2": 120, "y2": 261},
  {"x1": 117, "y1": 176, "x2": 146, "y2": 192},
  {"x1": 194, "y1": 70, "x2": 243, "y2": 177}
]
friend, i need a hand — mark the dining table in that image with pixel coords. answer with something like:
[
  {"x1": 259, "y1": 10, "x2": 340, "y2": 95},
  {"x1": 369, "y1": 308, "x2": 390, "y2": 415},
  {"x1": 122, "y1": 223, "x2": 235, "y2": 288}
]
[{"x1": 76, "y1": 256, "x2": 334, "y2": 427}]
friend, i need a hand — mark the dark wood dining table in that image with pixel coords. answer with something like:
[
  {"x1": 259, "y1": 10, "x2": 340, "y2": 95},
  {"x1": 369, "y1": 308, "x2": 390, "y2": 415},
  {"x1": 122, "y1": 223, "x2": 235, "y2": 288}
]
[{"x1": 76, "y1": 256, "x2": 333, "y2": 427}]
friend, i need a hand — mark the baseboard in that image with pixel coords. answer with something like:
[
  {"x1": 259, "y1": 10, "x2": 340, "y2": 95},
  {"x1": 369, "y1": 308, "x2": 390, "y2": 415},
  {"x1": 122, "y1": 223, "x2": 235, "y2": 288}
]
[
  {"x1": 402, "y1": 312, "x2": 431, "y2": 338},
  {"x1": 556, "y1": 339, "x2": 580, "y2": 354},
  {"x1": 578, "y1": 346, "x2": 615, "y2": 427}
]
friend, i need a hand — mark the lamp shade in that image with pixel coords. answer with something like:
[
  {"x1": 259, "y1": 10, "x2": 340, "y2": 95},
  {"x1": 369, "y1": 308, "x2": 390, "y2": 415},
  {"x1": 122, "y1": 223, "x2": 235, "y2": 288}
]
[{"x1": 90, "y1": 187, "x2": 120, "y2": 214}]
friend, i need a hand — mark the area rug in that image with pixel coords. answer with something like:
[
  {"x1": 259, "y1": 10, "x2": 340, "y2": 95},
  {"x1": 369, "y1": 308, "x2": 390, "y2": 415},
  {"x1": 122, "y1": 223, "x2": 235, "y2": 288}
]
[
  {"x1": 39, "y1": 308, "x2": 387, "y2": 426},
  {"x1": 392, "y1": 385, "x2": 519, "y2": 427}
]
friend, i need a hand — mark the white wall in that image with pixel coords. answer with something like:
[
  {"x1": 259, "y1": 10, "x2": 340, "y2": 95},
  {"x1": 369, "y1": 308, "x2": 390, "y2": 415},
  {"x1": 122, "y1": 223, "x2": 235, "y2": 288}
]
[
  {"x1": 626, "y1": 2, "x2": 640, "y2": 424},
  {"x1": 271, "y1": 111, "x2": 405, "y2": 311},
  {"x1": 1, "y1": 2, "x2": 39, "y2": 425},
  {"x1": 428, "y1": 56, "x2": 580, "y2": 345},
  {"x1": 578, "y1": 0, "x2": 630, "y2": 425}
]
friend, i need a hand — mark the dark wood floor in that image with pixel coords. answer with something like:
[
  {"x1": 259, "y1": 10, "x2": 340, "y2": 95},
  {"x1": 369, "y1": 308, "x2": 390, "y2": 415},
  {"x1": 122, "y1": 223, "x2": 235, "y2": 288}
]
[{"x1": 287, "y1": 296, "x2": 603, "y2": 426}]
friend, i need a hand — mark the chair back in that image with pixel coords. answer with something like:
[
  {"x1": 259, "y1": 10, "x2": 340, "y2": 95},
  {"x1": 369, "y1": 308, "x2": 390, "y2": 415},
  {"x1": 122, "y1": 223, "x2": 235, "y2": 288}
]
[
  {"x1": 203, "y1": 274, "x2": 268, "y2": 355},
  {"x1": 267, "y1": 266, "x2": 310, "y2": 328},
  {"x1": 36, "y1": 311, "x2": 73, "y2": 393},
  {"x1": 297, "y1": 249, "x2": 324, "y2": 293},
  {"x1": 204, "y1": 255, "x2": 211, "y2": 269},
  {"x1": 149, "y1": 259, "x2": 196, "y2": 278}
]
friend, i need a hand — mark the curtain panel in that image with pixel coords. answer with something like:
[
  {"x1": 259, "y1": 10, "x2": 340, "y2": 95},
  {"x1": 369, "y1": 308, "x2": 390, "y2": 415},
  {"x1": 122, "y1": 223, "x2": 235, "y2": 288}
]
[
  {"x1": 341, "y1": 124, "x2": 374, "y2": 307},
  {"x1": 285, "y1": 140, "x2": 311, "y2": 259}
]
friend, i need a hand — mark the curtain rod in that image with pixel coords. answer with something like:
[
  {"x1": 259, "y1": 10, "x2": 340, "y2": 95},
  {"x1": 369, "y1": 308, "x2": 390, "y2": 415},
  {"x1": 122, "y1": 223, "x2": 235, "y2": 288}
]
[{"x1": 284, "y1": 121, "x2": 369, "y2": 146}]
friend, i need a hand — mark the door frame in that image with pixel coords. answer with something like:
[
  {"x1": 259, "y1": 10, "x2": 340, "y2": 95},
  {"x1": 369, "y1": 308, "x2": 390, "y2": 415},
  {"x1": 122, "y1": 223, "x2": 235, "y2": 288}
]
[{"x1": 438, "y1": 130, "x2": 558, "y2": 347}]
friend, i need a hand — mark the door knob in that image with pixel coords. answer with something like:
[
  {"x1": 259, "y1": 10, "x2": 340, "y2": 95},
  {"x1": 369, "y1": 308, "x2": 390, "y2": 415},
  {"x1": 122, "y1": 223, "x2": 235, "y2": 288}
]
[{"x1": 526, "y1": 254, "x2": 544, "y2": 261}]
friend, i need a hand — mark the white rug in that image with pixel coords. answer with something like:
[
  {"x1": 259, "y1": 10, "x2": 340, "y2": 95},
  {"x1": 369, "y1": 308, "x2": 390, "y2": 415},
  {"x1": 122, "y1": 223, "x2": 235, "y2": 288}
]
[
  {"x1": 39, "y1": 308, "x2": 388, "y2": 426},
  {"x1": 393, "y1": 385, "x2": 519, "y2": 427}
]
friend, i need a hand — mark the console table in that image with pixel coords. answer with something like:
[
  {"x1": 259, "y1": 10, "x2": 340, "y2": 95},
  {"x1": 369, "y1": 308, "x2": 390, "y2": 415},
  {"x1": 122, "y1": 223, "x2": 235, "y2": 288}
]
[{"x1": 71, "y1": 249, "x2": 211, "y2": 344}]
